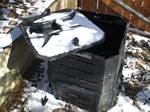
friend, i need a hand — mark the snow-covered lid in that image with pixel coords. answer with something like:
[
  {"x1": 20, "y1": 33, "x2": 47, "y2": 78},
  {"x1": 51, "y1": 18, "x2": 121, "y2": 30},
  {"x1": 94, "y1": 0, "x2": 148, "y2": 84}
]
[{"x1": 26, "y1": 11, "x2": 104, "y2": 58}]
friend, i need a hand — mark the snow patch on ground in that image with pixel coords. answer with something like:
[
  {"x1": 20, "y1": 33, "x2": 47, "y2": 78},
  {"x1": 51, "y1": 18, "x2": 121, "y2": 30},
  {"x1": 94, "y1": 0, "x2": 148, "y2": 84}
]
[
  {"x1": 21, "y1": 85, "x2": 86, "y2": 112},
  {"x1": 0, "y1": 0, "x2": 54, "y2": 49},
  {"x1": 22, "y1": 86, "x2": 66, "y2": 112},
  {"x1": 11, "y1": 60, "x2": 86, "y2": 112},
  {"x1": 136, "y1": 86, "x2": 150, "y2": 112},
  {"x1": 108, "y1": 94, "x2": 141, "y2": 112},
  {"x1": 109, "y1": 85, "x2": 150, "y2": 112},
  {"x1": 108, "y1": 33, "x2": 150, "y2": 112}
]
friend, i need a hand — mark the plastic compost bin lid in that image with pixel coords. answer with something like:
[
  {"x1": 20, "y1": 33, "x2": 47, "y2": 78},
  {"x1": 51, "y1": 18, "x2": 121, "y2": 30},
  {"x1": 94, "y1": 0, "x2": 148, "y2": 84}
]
[{"x1": 20, "y1": 10, "x2": 105, "y2": 61}]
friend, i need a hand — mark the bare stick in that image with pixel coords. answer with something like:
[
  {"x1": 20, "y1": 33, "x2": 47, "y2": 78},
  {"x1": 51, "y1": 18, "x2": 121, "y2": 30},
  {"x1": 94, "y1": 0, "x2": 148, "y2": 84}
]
[
  {"x1": 128, "y1": 28, "x2": 150, "y2": 38},
  {"x1": 114, "y1": 0, "x2": 150, "y2": 24}
]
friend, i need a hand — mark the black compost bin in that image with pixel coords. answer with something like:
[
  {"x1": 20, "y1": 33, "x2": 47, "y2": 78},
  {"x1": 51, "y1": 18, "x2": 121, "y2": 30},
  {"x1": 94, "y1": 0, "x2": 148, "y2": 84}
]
[
  {"x1": 7, "y1": 9, "x2": 127, "y2": 112},
  {"x1": 48, "y1": 10, "x2": 127, "y2": 112}
]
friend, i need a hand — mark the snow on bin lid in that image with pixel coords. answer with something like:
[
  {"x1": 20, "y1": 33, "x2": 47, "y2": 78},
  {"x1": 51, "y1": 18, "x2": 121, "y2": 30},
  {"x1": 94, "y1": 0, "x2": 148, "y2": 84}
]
[{"x1": 26, "y1": 10, "x2": 104, "y2": 58}]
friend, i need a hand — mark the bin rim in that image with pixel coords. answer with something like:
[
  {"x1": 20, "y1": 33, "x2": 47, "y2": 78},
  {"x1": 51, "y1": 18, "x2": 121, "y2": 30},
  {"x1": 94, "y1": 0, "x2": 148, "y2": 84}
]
[{"x1": 19, "y1": 9, "x2": 127, "y2": 61}]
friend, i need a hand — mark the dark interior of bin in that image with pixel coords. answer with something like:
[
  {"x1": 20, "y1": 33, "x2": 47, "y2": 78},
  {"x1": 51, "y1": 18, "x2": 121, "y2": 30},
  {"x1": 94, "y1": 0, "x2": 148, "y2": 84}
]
[{"x1": 78, "y1": 10, "x2": 127, "y2": 58}]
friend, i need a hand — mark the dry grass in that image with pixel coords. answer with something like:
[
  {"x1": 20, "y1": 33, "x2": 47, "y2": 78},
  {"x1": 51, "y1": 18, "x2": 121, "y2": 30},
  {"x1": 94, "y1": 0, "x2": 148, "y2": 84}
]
[{"x1": 0, "y1": 80, "x2": 26, "y2": 112}]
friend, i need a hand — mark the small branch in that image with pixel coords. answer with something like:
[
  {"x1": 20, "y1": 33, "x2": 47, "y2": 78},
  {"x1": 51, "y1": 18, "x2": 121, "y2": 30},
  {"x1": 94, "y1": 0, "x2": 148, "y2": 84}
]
[
  {"x1": 128, "y1": 28, "x2": 150, "y2": 38},
  {"x1": 114, "y1": 0, "x2": 150, "y2": 25}
]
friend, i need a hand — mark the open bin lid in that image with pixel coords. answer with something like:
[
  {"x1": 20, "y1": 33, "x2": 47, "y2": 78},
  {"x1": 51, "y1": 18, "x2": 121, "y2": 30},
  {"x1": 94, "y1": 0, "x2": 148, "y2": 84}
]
[{"x1": 20, "y1": 10, "x2": 105, "y2": 61}]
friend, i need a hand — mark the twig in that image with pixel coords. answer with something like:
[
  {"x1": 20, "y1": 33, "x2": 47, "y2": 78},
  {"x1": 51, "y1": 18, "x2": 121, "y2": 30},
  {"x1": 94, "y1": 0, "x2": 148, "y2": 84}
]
[{"x1": 128, "y1": 28, "x2": 150, "y2": 38}]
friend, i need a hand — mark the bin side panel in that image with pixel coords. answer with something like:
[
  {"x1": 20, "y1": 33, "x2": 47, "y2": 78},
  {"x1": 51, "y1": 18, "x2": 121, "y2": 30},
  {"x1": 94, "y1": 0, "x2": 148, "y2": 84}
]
[
  {"x1": 49, "y1": 53, "x2": 105, "y2": 111},
  {"x1": 97, "y1": 55, "x2": 121, "y2": 111},
  {"x1": 7, "y1": 36, "x2": 35, "y2": 72}
]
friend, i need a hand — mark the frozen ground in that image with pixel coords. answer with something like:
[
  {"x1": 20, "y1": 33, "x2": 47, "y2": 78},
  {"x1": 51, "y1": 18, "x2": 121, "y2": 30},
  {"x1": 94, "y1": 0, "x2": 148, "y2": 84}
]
[
  {"x1": 109, "y1": 33, "x2": 150, "y2": 112},
  {"x1": 9, "y1": 33, "x2": 150, "y2": 112}
]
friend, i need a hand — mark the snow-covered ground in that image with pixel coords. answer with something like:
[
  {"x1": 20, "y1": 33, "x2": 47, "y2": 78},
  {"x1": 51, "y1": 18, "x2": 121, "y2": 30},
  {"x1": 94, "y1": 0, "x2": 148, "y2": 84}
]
[
  {"x1": 109, "y1": 33, "x2": 150, "y2": 112},
  {"x1": 11, "y1": 61, "x2": 86, "y2": 112},
  {"x1": 0, "y1": 0, "x2": 54, "y2": 50}
]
